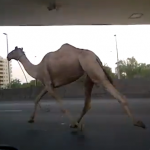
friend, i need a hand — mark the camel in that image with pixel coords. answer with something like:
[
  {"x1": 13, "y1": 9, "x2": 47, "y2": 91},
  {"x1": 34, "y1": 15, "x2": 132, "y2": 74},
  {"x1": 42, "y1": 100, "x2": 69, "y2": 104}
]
[{"x1": 7, "y1": 44, "x2": 146, "y2": 129}]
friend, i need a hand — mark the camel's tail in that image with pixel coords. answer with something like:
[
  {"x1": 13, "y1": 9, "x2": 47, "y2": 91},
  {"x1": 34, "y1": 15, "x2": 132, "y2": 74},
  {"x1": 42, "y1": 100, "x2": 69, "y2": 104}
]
[{"x1": 96, "y1": 57, "x2": 113, "y2": 85}]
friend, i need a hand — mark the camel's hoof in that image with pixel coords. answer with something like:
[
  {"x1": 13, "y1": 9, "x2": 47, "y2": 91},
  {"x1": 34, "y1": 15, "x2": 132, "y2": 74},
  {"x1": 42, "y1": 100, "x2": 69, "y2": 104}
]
[
  {"x1": 70, "y1": 122, "x2": 79, "y2": 128},
  {"x1": 70, "y1": 122, "x2": 84, "y2": 131},
  {"x1": 28, "y1": 119, "x2": 34, "y2": 123},
  {"x1": 134, "y1": 120, "x2": 146, "y2": 129}
]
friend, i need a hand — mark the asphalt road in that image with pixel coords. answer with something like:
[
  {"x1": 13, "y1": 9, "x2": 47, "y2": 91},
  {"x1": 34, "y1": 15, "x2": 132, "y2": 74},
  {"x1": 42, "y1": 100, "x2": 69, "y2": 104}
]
[{"x1": 0, "y1": 99, "x2": 150, "y2": 150}]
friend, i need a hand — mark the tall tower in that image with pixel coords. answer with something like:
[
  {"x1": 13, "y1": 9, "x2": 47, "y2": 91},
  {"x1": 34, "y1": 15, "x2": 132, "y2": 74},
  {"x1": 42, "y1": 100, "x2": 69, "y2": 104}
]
[{"x1": 0, "y1": 56, "x2": 12, "y2": 88}]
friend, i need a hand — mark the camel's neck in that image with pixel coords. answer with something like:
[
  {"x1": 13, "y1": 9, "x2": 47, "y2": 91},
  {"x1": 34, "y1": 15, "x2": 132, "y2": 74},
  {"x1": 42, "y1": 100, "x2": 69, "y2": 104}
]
[{"x1": 19, "y1": 55, "x2": 38, "y2": 79}]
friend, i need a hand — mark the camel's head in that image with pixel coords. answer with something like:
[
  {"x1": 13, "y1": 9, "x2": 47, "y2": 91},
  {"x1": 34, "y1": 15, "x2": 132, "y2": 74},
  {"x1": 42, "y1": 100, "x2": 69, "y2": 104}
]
[{"x1": 7, "y1": 46, "x2": 25, "y2": 61}]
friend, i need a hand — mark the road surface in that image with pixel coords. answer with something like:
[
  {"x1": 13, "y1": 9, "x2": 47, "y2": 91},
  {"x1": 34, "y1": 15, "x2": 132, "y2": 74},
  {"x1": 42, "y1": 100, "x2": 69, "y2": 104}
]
[{"x1": 0, "y1": 99, "x2": 150, "y2": 150}]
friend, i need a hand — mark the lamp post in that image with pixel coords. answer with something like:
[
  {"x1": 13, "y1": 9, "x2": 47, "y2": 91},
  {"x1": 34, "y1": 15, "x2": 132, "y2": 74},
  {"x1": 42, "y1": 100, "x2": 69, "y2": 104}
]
[
  {"x1": 35, "y1": 56, "x2": 37, "y2": 87},
  {"x1": 114, "y1": 34, "x2": 121, "y2": 79},
  {"x1": 3, "y1": 33, "x2": 11, "y2": 88}
]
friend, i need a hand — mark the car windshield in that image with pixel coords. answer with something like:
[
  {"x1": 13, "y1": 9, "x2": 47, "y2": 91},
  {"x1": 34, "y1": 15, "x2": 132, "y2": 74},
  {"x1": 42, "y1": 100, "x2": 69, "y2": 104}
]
[{"x1": 0, "y1": 1, "x2": 150, "y2": 150}]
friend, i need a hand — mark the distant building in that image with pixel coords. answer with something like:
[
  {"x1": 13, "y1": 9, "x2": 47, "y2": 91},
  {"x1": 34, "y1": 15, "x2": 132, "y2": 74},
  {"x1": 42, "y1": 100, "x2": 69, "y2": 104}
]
[{"x1": 0, "y1": 56, "x2": 12, "y2": 88}]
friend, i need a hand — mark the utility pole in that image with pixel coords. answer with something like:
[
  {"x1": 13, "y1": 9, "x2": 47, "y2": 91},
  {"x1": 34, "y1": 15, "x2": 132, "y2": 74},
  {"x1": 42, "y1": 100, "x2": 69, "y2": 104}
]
[{"x1": 114, "y1": 34, "x2": 121, "y2": 79}]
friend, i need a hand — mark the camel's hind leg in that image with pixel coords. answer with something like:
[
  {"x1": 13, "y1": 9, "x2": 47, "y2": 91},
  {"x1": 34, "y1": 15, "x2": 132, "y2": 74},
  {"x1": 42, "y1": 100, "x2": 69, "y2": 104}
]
[
  {"x1": 70, "y1": 75, "x2": 94, "y2": 128},
  {"x1": 28, "y1": 87, "x2": 48, "y2": 123},
  {"x1": 79, "y1": 54, "x2": 146, "y2": 129},
  {"x1": 101, "y1": 81, "x2": 145, "y2": 128}
]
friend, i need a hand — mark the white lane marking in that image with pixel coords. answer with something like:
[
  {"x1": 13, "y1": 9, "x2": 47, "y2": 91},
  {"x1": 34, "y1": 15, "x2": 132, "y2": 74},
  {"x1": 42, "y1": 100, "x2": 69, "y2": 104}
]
[{"x1": 0, "y1": 110, "x2": 22, "y2": 112}]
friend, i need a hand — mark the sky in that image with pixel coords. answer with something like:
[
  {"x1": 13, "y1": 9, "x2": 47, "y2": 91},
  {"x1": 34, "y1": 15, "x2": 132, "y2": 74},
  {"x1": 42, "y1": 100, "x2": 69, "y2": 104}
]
[{"x1": 0, "y1": 25, "x2": 150, "y2": 83}]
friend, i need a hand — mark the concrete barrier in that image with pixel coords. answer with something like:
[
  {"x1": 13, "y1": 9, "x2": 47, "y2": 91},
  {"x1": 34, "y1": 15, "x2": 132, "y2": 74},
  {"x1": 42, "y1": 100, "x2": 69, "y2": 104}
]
[{"x1": 0, "y1": 79, "x2": 150, "y2": 101}]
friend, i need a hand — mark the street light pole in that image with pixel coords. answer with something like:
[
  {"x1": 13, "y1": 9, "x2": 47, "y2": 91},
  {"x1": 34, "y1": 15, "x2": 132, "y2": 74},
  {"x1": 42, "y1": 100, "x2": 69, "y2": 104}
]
[
  {"x1": 3, "y1": 33, "x2": 11, "y2": 88},
  {"x1": 35, "y1": 56, "x2": 37, "y2": 87},
  {"x1": 114, "y1": 34, "x2": 121, "y2": 79}
]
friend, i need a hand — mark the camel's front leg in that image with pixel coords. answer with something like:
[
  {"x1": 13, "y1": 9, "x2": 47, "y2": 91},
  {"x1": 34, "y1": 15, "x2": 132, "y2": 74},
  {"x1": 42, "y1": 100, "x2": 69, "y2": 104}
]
[
  {"x1": 45, "y1": 83, "x2": 75, "y2": 123},
  {"x1": 70, "y1": 76, "x2": 94, "y2": 128},
  {"x1": 28, "y1": 87, "x2": 48, "y2": 123}
]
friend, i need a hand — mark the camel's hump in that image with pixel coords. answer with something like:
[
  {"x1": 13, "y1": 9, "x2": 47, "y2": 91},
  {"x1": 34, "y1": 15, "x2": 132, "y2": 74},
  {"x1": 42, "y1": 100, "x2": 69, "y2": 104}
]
[{"x1": 60, "y1": 43, "x2": 78, "y2": 49}]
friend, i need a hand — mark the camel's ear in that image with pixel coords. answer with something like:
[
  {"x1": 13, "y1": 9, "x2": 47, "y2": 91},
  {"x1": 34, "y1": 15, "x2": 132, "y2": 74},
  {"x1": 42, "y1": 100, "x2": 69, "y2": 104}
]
[
  {"x1": 15, "y1": 46, "x2": 18, "y2": 49},
  {"x1": 21, "y1": 48, "x2": 23, "y2": 51}
]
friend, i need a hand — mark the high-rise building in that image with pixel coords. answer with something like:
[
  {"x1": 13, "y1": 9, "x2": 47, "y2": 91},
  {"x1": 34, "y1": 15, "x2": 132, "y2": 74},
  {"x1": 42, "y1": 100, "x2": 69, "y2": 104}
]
[{"x1": 0, "y1": 56, "x2": 12, "y2": 88}]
